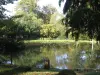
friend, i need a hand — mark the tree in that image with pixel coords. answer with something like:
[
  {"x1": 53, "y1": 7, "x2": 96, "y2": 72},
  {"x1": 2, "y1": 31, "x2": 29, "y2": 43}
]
[
  {"x1": 42, "y1": 4, "x2": 57, "y2": 24},
  {"x1": 0, "y1": 0, "x2": 23, "y2": 64},
  {"x1": 0, "y1": 0, "x2": 17, "y2": 35},
  {"x1": 15, "y1": 0, "x2": 43, "y2": 39},
  {"x1": 50, "y1": 12, "x2": 66, "y2": 39},
  {"x1": 59, "y1": 0, "x2": 100, "y2": 41},
  {"x1": 17, "y1": 0, "x2": 37, "y2": 12},
  {"x1": 40, "y1": 24, "x2": 60, "y2": 39},
  {"x1": 15, "y1": 12, "x2": 43, "y2": 39},
  {"x1": 35, "y1": 4, "x2": 57, "y2": 24},
  {"x1": 0, "y1": 17, "x2": 25, "y2": 65}
]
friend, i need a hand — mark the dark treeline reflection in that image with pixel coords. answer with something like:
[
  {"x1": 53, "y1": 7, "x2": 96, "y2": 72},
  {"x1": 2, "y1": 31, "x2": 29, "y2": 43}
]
[{"x1": 13, "y1": 43, "x2": 100, "y2": 69}]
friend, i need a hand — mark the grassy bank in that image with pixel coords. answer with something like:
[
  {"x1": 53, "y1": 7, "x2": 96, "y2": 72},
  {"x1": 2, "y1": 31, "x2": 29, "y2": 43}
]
[
  {"x1": 0, "y1": 65, "x2": 80, "y2": 75},
  {"x1": 1, "y1": 65, "x2": 100, "y2": 75},
  {"x1": 24, "y1": 40, "x2": 96, "y2": 44}
]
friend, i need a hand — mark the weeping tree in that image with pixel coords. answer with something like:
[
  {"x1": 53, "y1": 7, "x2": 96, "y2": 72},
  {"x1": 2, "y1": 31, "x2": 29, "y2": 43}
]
[
  {"x1": 0, "y1": 0, "x2": 26, "y2": 65},
  {"x1": 59, "y1": 0, "x2": 100, "y2": 41},
  {"x1": 0, "y1": 17, "x2": 25, "y2": 65}
]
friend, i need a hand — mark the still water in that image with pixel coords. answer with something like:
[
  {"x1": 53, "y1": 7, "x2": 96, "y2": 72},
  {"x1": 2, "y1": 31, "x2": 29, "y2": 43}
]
[{"x1": 14, "y1": 42, "x2": 100, "y2": 69}]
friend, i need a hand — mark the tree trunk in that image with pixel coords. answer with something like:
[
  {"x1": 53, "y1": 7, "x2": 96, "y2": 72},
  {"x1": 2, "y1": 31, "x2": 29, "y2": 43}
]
[
  {"x1": 10, "y1": 52, "x2": 13, "y2": 65},
  {"x1": 44, "y1": 58, "x2": 50, "y2": 69}
]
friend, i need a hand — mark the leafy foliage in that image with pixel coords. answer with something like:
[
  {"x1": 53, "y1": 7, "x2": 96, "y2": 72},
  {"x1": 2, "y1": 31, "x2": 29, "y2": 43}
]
[
  {"x1": 0, "y1": 17, "x2": 25, "y2": 64},
  {"x1": 15, "y1": 0, "x2": 59, "y2": 39},
  {"x1": 40, "y1": 24, "x2": 60, "y2": 39},
  {"x1": 50, "y1": 12, "x2": 66, "y2": 39},
  {"x1": 60, "y1": 0, "x2": 100, "y2": 41},
  {"x1": 15, "y1": 12, "x2": 43, "y2": 39},
  {"x1": 17, "y1": 0, "x2": 37, "y2": 12},
  {"x1": 35, "y1": 4, "x2": 57, "y2": 24},
  {"x1": 15, "y1": 0, "x2": 43, "y2": 39}
]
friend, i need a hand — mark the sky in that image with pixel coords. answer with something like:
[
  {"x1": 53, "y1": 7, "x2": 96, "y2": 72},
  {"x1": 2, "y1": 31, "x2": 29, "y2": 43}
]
[
  {"x1": 3, "y1": 1, "x2": 18, "y2": 16},
  {"x1": 37, "y1": 0, "x2": 64, "y2": 13},
  {"x1": 3, "y1": 0, "x2": 65, "y2": 16}
]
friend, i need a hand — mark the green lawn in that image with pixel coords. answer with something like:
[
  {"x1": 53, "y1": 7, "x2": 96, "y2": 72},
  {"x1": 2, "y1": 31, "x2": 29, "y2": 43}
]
[
  {"x1": 0, "y1": 65, "x2": 13, "y2": 73},
  {"x1": 0, "y1": 65, "x2": 83, "y2": 75},
  {"x1": 24, "y1": 40, "x2": 96, "y2": 44},
  {"x1": 1, "y1": 65, "x2": 100, "y2": 75}
]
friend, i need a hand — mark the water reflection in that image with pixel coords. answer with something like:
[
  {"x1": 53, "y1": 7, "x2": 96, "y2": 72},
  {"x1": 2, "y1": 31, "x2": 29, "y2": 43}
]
[
  {"x1": 14, "y1": 43, "x2": 100, "y2": 69},
  {"x1": 56, "y1": 54, "x2": 68, "y2": 69}
]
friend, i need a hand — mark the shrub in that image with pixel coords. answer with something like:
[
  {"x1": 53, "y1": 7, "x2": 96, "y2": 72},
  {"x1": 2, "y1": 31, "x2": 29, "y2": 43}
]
[
  {"x1": 84, "y1": 71, "x2": 100, "y2": 75},
  {"x1": 58, "y1": 69, "x2": 76, "y2": 75}
]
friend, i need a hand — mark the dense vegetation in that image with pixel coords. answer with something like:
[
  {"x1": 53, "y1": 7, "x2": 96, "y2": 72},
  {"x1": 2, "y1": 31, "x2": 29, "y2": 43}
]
[
  {"x1": 0, "y1": 0, "x2": 100, "y2": 75},
  {"x1": 0, "y1": 0, "x2": 65, "y2": 65},
  {"x1": 14, "y1": 0, "x2": 65, "y2": 40},
  {"x1": 59, "y1": 0, "x2": 100, "y2": 41}
]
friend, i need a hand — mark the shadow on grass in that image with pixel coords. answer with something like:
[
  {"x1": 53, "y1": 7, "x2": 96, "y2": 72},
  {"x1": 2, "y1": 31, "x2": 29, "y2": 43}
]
[
  {"x1": 0, "y1": 65, "x2": 60, "y2": 75},
  {"x1": 0, "y1": 65, "x2": 32, "y2": 75},
  {"x1": 84, "y1": 71, "x2": 100, "y2": 75},
  {"x1": 31, "y1": 68, "x2": 60, "y2": 72},
  {"x1": 0, "y1": 66, "x2": 78, "y2": 75},
  {"x1": 3, "y1": 65, "x2": 100, "y2": 75}
]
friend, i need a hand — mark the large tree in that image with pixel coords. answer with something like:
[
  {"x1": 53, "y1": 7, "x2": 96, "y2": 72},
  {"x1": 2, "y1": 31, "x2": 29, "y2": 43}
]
[
  {"x1": 59, "y1": 0, "x2": 100, "y2": 41},
  {"x1": 35, "y1": 4, "x2": 57, "y2": 24},
  {"x1": 0, "y1": 16, "x2": 25, "y2": 65},
  {"x1": 15, "y1": 0, "x2": 43, "y2": 39},
  {"x1": 0, "y1": 0, "x2": 26, "y2": 64},
  {"x1": 0, "y1": 0, "x2": 17, "y2": 35},
  {"x1": 40, "y1": 24, "x2": 60, "y2": 39},
  {"x1": 50, "y1": 12, "x2": 66, "y2": 39},
  {"x1": 17, "y1": 0, "x2": 37, "y2": 12}
]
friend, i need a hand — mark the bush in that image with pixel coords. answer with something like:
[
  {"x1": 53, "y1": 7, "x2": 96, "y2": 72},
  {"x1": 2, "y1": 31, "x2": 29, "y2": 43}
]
[
  {"x1": 84, "y1": 71, "x2": 100, "y2": 75},
  {"x1": 58, "y1": 69, "x2": 76, "y2": 75}
]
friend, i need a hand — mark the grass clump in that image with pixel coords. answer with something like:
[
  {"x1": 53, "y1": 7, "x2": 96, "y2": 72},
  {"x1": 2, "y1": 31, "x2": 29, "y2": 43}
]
[
  {"x1": 57, "y1": 69, "x2": 76, "y2": 75},
  {"x1": 18, "y1": 72, "x2": 58, "y2": 75},
  {"x1": 84, "y1": 71, "x2": 100, "y2": 75}
]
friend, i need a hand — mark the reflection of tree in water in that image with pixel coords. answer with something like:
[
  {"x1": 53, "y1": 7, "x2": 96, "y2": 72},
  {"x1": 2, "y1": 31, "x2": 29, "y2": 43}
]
[
  {"x1": 41, "y1": 44, "x2": 70, "y2": 69},
  {"x1": 13, "y1": 45, "x2": 42, "y2": 67},
  {"x1": 66, "y1": 43, "x2": 100, "y2": 69},
  {"x1": 39, "y1": 43, "x2": 100, "y2": 69},
  {"x1": 13, "y1": 43, "x2": 100, "y2": 69},
  {"x1": 56, "y1": 54, "x2": 68, "y2": 69}
]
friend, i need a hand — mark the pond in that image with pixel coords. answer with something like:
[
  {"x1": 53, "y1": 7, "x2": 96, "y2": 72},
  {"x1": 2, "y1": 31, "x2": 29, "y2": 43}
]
[{"x1": 14, "y1": 42, "x2": 100, "y2": 69}]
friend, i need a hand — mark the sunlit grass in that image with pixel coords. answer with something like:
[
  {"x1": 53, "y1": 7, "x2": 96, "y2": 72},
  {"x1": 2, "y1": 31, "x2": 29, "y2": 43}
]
[
  {"x1": 18, "y1": 72, "x2": 58, "y2": 75},
  {"x1": 24, "y1": 40, "x2": 96, "y2": 44},
  {"x1": 0, "y1": 67, "x2": 13, "y2": 73},
  {"x1": 1, "y1": 66, "x2": 98, "y2": 75},
  {"x1": 0, "y1": 65, "x2": 13, "y2": 73}
]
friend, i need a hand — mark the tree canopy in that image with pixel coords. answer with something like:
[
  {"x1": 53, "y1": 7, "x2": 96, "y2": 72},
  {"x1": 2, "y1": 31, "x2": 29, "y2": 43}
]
[
  {"x1": 14, "y1": 0, "x2": 44, "y2": 39},
  {"x1": 40, "y1": 24, "x2": 60, "y2": 39},
  {"x1": 35, "y1": 4, "x2": 57, "y2": 24},
  {"x1": 15, "y1": 0, "x2": 60, "y2": 39},
  {"x1": 59, "y1": 0, "x2": 100, "y2": 41},
  {"x1": 0, "y1": 0, "x2": 26, "y2": 64}
]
